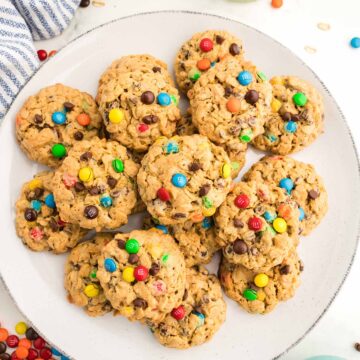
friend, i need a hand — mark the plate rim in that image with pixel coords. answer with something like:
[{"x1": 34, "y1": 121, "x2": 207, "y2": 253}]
[{"x1": 1, "y1": 10, "x2": 359, "y2": 360}]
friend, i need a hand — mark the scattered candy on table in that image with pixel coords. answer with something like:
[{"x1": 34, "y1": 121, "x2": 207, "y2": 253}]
[
  {"x1": 350, "y1": 37, "x2": 360, "y2": 49},
  {"x1": 37, "y1": 49, "x2": 47, "y2": 61},
  {"x1": 271, "y1": 0, "x2": 283, "y2": 8}
]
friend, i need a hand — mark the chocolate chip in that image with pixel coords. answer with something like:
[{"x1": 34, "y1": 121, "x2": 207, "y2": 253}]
[
  {"x1": 74, "y1": 131, "x2": 83, "y2": 140},
  {"x1": 107, "y1": 176, "x2": 117, "y2": 189},
  {"x1": 0, "y1": 342, "x2": 7, "y2": 354},
  {"x1": 188, "y1": 162, "x2": 201, "y2": 172},
  {"x1": 49, "y1": 218, "x2": 59, "y2": 232},
  {"x1": 24, "y1": 208, "x2": 37, "y2": 222},
  {"x1": 215, "y1": 35, "x2": 224, "y2": 44},
  {"x1": 193, "y1": 305, "x2": 202, "y2": 313},
  {"x1": 74, "y1": 182, "x2": 85, "y2": 192},
  {"x1": 84, "y1": 205, "x2": 98, "y2": 219},
  {"x1": 224, "y1": 86, "x2": 233, "y2": 98},
  {"x1": 308, "y1": 190, "x2": 319, "y2": 199},
  {"x1": 80, "y1": 151, "x2": 92, "y2": 161},
  {"x1": 233, "y1": 239, "x2": 248, "y2": 254},
  {"x1": 80, "y1": 0, "x2": 90, "y2": 7},
  {"x1": 0, "y1": 354, "x2": 10, "y2": 360},
  {"x1": 299, "y1": 260, "x2": 305, "y2": 272},
  {"x1": 244, "y1": 90, "x2": 259, "y2": 105},
  {"x1": 280, "y1": 264, "x2": 290, "y2": 275},
  {"x1": 142, "y1": 115, "x2": 159, "y2": 124},
  {"x1": 355, "y1": 343, "x2": 360, "y2": 352},
  {"x1": 281, "y1": 112, "x2": 292, "y2": 121},
  {"x1": 229, "y1": 43, "x2": 240, "y2": 55},
  {"x1": 26, "y1": 187, "x2": 44, "y2": 201},
  {"x1": 233, "y1": 219, "x2": 244, "y2": 228},
  {"x1": 133, "y1": 298, "x2": 148, "y2": 309},
  {"x1": 88, "y1": 186, "x2": 100, "y2": 195},
  {"x1": 26, "y1": 327, "x2": 39, "y2": 340},
  {"x1": 141, "y1": 91, "x2": 155, "y2": 105},
  {"x1": 63, "y1": 102, "x2": 74, "y2": 112},
  {"x1": 118, "y1": 239, "x2": 126, "y2": 249},
  {"x1": 172, "y1": 213, "x2": 186, "y2": 219},
  {"x1": 128, "y1": 254, "x2": 139, "y2": 264},
  {"x1": 199, "y1": 184, "x2": 211, "y2": 197},
  {"x1": 34, "y1": 114, "x2": 43, "y2": 124},
  {"x1": 149, "y1": 262, "x2": 160, "y2": 276},
  {"x1": 182, "y1": 289, "x2": 188, "y2": 301},
  {"x1": 152, "y1": 66, "x2": 161, "y2": 73}
]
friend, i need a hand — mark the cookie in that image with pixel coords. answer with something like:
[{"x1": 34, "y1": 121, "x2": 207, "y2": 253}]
[
  {"x1": 15, "y1": 171, "x2": 85, "y2": 253},
  {"x1": 150, "y1": 266, "x2": 226, "y2": 349},
  {"x1": 174, "y1": 30, "x2": 244, "y2": 94},
  {"x1": 15, "y1": 84, "x2": 102, "y2": 168},
  {"x1": 219, "y1": 248, "x2": 302, "y2": 314},
  {"x1": 137, "y1": 134, "x2": 232, "y2": 225},
  {"x1": 143, "y1": 215, "x2": 220, "y2": 267},
  {"x1": 96, "y1": 229, "x2": 186, "y2": 323},
  {"x1": 252, "y1": 76, "x2": 324, "y2": 154},
  {"x1": 52, "y1": 137, "x2": 139, "y2": 231},
  {"x1": 188, "y1": 57, "x2": 272, "y2": 153},
  {"x1": 97, "y1": 66, "x2": 181, "y2": 152},
  {"x1": 215, "y1": 181, "x2": 300, "y2": 271},
  {"x1": 243, "y1": 155, "x2": 328, "y2": 235},
  {"x1": 64, "y1": 234, "x2": 114, "y2": 317}
]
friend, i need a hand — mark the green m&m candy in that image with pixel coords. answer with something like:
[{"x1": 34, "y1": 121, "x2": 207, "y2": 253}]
[
  {"x1": 243, "y1": 288, "x2": 257, "y2": 301},
  {"x1": 239, "y1": 129, "x2": 253, "y2": 143},
  {"x1": 51, "y1": 143, "x2": 66, "y2": 158},
  {"x1": 292, "y1": 92, "x2": 307, "y2": 106},
  {"x1": 125, "y1": 238, "x2": 140, "y2": 254},
  {"x1": 188, "y1": 68, "x2": 201, "y2": 81},
  {"x1": 112, "y1": 158, "x2": 124, "y2": 173}
]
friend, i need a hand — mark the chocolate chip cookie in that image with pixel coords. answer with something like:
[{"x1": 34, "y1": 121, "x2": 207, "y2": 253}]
[
  {"x1": 64, "y1": 234, "x2": 114, "y2": 317},
  {"x1": 137, "y1": 134, "x2": 232, "y2": 225},
  {"x1": 175, "y1": 30, "x2": 244, "y2": 94},
  {"x1": 96, "y1": 229, "x2": 186, "y2": 323},
  {"x1": 15, "y1": 171, "x2": 86, "y2": 253},
  {"x1": 219, "y1": 247, "x2": 302, "y2": 314},
  {"x1": 52, "y1": 137, "x2": 139, "y2": 231},
  {"x1": 243, "y1": 155, "x2": 328, "y2": 235},
  {"x1": 252, "y1": 76, "x2": 324, "y2": 154},
  {"x1": 150, "y1": 266, "x2": 226, "y2": 349},
  {"x1": 16, "y1": 84, "x2": 102, "y2": 168},
  {"x1": 215, "y1": 181, "x2": 300, "y2": 271}
]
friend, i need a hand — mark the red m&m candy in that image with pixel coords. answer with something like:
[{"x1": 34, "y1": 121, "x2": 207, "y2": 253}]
[
  {"x1": 199, "y1": 38, "x2": 213, "y2": 52},
  {"x1": 33, "y1": 337, "x2": 45, "y2": 350},
  {"x1": 138, "y1": 123, "x2": 149, "y2": 133},
  {"x1": 234, "y1": 194, "x2": 250, "y2": 209},
  {"x1": 26, "y1": 348, "x2": 38, "y2": 360},
  {"x1": 134, "y1": 266, "x2": 149, "y2": 281},
  {"x1": 37, "y1": 49, "x2": 47, "y2": 61},
  {"x1": 6, "y1": 335, "x2": 19, "y2": 348},
  {"x1": 248, "y1": 216, "x2": 263, "y2": 231},
  {"x1": 171, "y1": 305, "x2": 186, "y2": 320},
  {"x1": 157, "y1": 187, "x2": 170, "y2": 202},
  {"x1": 39, "y1": 347, "x2": 52, "y2": 360}
]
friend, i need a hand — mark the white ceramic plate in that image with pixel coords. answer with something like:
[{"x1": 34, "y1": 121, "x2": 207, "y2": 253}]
[{"x1": 0, "y1": 11, "x2": 359, "y2": 360}]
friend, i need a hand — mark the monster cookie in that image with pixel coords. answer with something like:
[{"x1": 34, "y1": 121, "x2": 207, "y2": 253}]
[
  {"x1": 174, "y1": 30, "x2": 244, "y2": 94},
  {"x1": 219, "y1": 248, "x2": 302, "y2": 314},
  {"x1": 189, "y1": 57, "x2": 272, "y2": 154},
  {"x1": 97, "y1": 67, "x2": 181, "y2": 152},
  {"x1": 96, "y1": 229, "x2": 186, "y2": 323},
  {"x1": 16, "y1": 84, "x2": 102, "y2": 168},
  {"x1": 150, "y1": 266, "x2": 226, "y2": 349},
  {"x1": 215, "y1": 181, "x2": 300, "y2": 271},
  {"x1": 243, "y1": 155, "x2": 328, "y2": 235},
  {"x1": 252, "y1": 75, "x2": 324, "y2": 154},
  {"x1": 64, "y1": 234, "x2": 114, "y2": 317},
  {"x1": 15, "y1": 171, "x2": 85, "y2": 253},
  {"x1": 143, "y1": 215, "x2": 220, "y2": 267},
  {"x1": 52, "y1": 137, "x2": 139, "y2": 231},
  {"x1": 137, "y1": 134, "x2": 232, "y2": 225}
]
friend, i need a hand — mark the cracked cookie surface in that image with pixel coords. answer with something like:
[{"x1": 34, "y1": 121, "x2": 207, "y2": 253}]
[
  {"x1": 137, "y1": 134, "x2": 232, "y2": 225},
  {"x1": 16, "y1": 84, "x2": 102, "y2": 167}
]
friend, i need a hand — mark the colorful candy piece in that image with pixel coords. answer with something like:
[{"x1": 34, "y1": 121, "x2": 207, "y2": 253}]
[
  {"x1": 171, "y1": 173, "x2": 187, "y2": 188},
  {"x1": 279, "y1": 177, "x2": 294, "y2": 193},
  {"x1": 271, "y1": 0, "x2": 283, "y2": 8},
  {"x1": 285, "y1": 121, "x2": 297, "y2": 133},
  {"x1": 14, "y1": 322, "x2": 27, "y2": 336},
  {"x1": 0, "y1": 328, "x2": 8, "y2": 342},
  {"x1": 237, "y1": 71, "x2": 253, "y2": 86},
  {"x1": 29, "y1": 227, "x2": 43, "y2": 241},
  {"x1": 84, "y1": 284, "x2": 99, "y2": 298},
  {"x1": 125, "y1": 238, "x2": 140, "y2": 254},
  {"x1": 51, "y1": 144, "x2": 66, "y2": 158},
  {"x1": 254, "y1": 273, "x2": 269, "y2": 288},
  {"x1": 109, "y1": 108, "x2": 124, "y2": 124},
  {"x1": 122, "y1": 267, "x2": 135, "y2": 283},
  {"x1": 15, "y1": 346, "x2": 29, "y2": 359},
  {"x1": 163, "y1": 141, "x2": 179, "y2": 154},
  {"x1": 6, "y1": 335, "x2": 19, "y2": 348},
  {"x1": 30, "y1": 200, "x2": 42, "y2": 212},
  {"x1": 188, "y1": 68, "x2": 201, "y2": 81},
  {"x1": 134, "y1": 265, "x2": 149, "y2": 281},
  {"x1": 243, "y1": 288, "x2": 257, "y2": 301},
  {"x1": 292, "y1": 92, "x2": 307, "y2": 106},
  {"x1": 155, "y1": 224, "x2": 168, "y2": 234},
  {"x1": 157, "y1": 187, "x2": 171, "y2": 202},
  {"x1": 273, "y1": 217, "x2": 287, "y2": 233},
  {"x1": 226, "y1": 98, "x2": 241, "y2": 113},
  {"x1": 83, "y1": 205, "x2": 98, "y2": 219},
  {"x1": 197, "y1": 58, "x2": 211, "y2": 71},
  {"x1": 138, "y1": 123, "x2": 149, "y2": 133},
  {"x1": 350, "y1": 37, "x2": 360, "y2": 48},
  {"x1": 171, "y1": 305, "x2": 186, "y2": 320},
  {"x1": 239, "y1": 128, "x2": 253, "y2": 142},
  {"x1": 202, "y1": 196, "x2": 213, "y2": 209},
  {"x1": 202, "y1": 217, "x2": 213, "y2": 229},
  {"x1": 78, "y1": 167, "x2": 93, "y2": 182},
  {"x1": 44, "y1": 193, "x2": 56, "y2": 208},
  {"x1": 202, "y1": 206, "x2": 216, "y2": 217},
  {"x1": 271, "y1": 98, "x2": 282, "y2": 112},
  {"x1": 104, "y1": 258, "x2": 117, "y2": 273},
  {"x1": 263, "y1": 211, "x2": 276, "y2": 223},
  {"x1": 157, "y1": 92, "x2": 171, "y2": 106},
  {"x1": 140, "y1": 91, "x2": 155, "y2": 104},
  {"x1": 199, "y1": 38, "x2": 213, "y2": 52},
  {"x1": 248, "y1": 216, "x2": 263, "y2": 231},
  {"x1": 33, "y1": 337, "x2": 45, "y2": 350},
  {"x1": 193, "y1": 312, "x2": 205, "y2": 327},
  {"x1": 234, "y1": 194, "x2": 250, "y2": 209},
  {"x1": 76, "y1": 113, "x2": 90, "y2": 126},
  {"x1": 37, "y1": 49, "x2": 47, "y2": 61},
  {"x1": 51, "y1": 111, "x2": 66, "y2": 125},
  {"x1": 39, "y1": 347, "x2": 52, "y2": 360},
  {"x1": 100, "y1": 195, "x2": 113, "y2": 208},
  {"x1": 299, "y1": 207, "x2": 305, "y2": 221},
  {"x1": 112, "y1": 159, "x2": 124, "y2": 173}
]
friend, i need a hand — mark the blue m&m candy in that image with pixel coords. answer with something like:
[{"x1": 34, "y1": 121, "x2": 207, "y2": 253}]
[
  {"x1": 104, "y1": 258, "x2": 117, "y2": 273},
  {"x1": 100, "y1": 195, "x2": 113, "y2": 208},
  {"x1": 52, "y1": 111, "x2": 66, "y2": 125},
  {"x1": 285, "y1": 121, "x2": 297, "y2": 133},
  {"x1": 157, "y1": 92, "x2": 171, "y2": 106},
  {"x1": 51, "y1": 348, "x2": 62, "y2": 356},
  {"x1": 279, "y1": 178, "x2": 294, "y2": 193},
  {"x1": 299, "y1": 207, "x2": 305, "y2": 221},
  {"x1": 193, "y1": 312, "x2": 205, "y2": 327},
  {"x1": 263, "y1": 211, "x2": 276, "y2": 223},
  {"x1": 155, "y1": 224, "x2": 169, "y2": 234},
  {"x1": 44, "y1": 193, "x2": 56, "y2": 208},
  {"x1": 171, "y1": 173, "x2": 187, "y2": 188},
  {"x1": 31, "y1": 200, "x2": 42, "y2": 212},
  {"x1": 350, "y1": 37, "x2": 360, "y2": 48},
  {"x1": 202, "y1": 217, "x2": 213, "y2": 229},
  {"x1": 164, "y1": 141, "x2": 179, "y2": 154},
  {"x1": 237, "y1": 71, "x2": 253, "y2": 86}
]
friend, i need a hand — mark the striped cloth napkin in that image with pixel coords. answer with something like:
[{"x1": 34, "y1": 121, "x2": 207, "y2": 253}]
[{"x1": 0, "y1": 0, "x2": 81, "y2": 121}]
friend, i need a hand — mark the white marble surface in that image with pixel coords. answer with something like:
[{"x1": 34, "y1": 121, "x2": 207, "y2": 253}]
[{"x1": 1, "y1": 0, "x2": 360, "y2": 359}]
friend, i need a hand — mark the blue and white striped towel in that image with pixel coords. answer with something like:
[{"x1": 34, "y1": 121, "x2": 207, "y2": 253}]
[{"x1": 0, "y1": 0, "x2": 80, "y2": 121}]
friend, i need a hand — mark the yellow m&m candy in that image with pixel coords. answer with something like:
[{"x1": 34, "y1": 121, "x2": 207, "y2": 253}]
[
  {"x1": 121, "y1": 306, "x2": 134, "y2": 316},
  {"x1": 122, "y1": 267, "x2": 135, "y2": 283},
  {"x1": 254, "y1": 273, "x2": 269, "y2": 288},
  {"x1": 109, "y1": 108, "x2": 124, "y2": 124},
  {"x1": 221, "y1": 163, "x2": 231, "y2": 179},
  {"x1": 15, "y1": 322, "x2": 27, "y2": 335},
  {"x1": 257, "y1": 289, "x2": 266, "y2": 301},
  {"x1": 28, "y1": 179, "x2": 42, "y2": 190},
  {"x1": 78, "y1": 167, "x2": 93, "y2": 182},
  {"x1": 84, "y1": 284, "x2": 99, "y2": 298},
  {"x1": 271, "y1": 98, "x2": 282, "y2": 112},
  {"x1": 202, "y1": 207, "x2": 216, "y2": 217},
  {"x1": 273, "y1": 217, "x2": 287, "y2": 233}
]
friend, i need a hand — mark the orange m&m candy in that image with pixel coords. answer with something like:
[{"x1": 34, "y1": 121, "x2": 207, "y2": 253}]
[
  {"x1": 197, "y1": 58, "x2": 211, "y2": 71},
  {"x1": 16, "y1": 346, "x2": 29, "y2": 359},
  {"x1": 76, "y1": 113, "x2": 90, "y2": 126},
  {"x1": 18, "y1": 338, "x2": 32, "y2": 349},
  {"x1": 271, "y1": 0, "x2": 283, "y2": 8},
  {"x1": 0, "y1": 327, "x2": 8, "y2": 341},
  {"x1": 226, "y1": 97, "x2": 241, "y2": 113}
]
